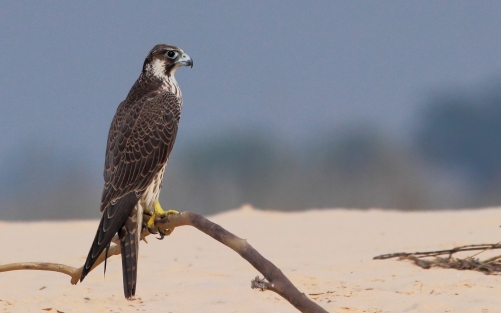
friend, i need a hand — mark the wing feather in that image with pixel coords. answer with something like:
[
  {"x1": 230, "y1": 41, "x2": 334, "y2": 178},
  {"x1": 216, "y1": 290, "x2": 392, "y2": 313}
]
[{"x1": 100, "y1": 92, "x2": 180, "y2": 212}]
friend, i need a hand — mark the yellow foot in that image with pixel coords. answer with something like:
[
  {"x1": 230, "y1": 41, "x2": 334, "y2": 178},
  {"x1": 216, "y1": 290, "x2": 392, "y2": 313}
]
[{"x1": 146, "y1": 201, "x2": 178, "y2": 239}]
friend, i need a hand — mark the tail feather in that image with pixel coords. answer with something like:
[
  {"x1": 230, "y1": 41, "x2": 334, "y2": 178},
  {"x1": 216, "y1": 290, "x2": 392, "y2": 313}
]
[
  {"x1": 80, "y1": 192, "x2": 138, "y2": 283},
  {"x1": 119, "y1": 204, "x2": 141, "y2": 299},
  {"x1": 120, "y1": 223, "x2": 139, "y2": 298}
]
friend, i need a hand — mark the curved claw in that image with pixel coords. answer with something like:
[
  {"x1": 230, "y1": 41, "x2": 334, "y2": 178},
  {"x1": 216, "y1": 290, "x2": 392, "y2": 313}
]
[{"x1": 156, "y1": 228, "x2": 166, "y2": 240}]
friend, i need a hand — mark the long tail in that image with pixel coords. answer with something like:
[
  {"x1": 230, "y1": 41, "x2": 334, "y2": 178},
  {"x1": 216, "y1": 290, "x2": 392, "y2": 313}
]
[
  {"x1": 80, "y1": 192, "x2": 138, "y2": 287},
  {"x1": 119, "y1": 203, "x2": 141, "y2": 299}
]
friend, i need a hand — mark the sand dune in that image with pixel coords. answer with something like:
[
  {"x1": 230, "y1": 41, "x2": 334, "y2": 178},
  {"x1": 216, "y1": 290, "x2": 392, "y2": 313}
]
[{"x1": 1, "y1": 206, "x2": 501, "y2": 312}]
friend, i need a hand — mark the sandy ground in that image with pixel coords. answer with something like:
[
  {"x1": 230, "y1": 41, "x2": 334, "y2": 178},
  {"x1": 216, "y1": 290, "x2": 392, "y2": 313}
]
[{"x1": 1, "y1": 206, "x2": 501, "y2": 312}]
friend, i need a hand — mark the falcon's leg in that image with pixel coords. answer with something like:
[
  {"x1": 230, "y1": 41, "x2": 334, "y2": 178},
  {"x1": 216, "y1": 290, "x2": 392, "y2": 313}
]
[{"x1": 145, "y1": 201, "x2": 178, "y2": 238}]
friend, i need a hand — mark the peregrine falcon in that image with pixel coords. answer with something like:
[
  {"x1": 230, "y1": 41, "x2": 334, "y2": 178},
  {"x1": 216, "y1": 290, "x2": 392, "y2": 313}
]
[{"x1": 80, "y1": 44, "x2": 193, "y2": 299}]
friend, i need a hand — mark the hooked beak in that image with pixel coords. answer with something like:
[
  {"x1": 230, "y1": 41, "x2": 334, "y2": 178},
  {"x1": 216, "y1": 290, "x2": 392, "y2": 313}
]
[{"x1": 177, "y1": 53, "x2": 193, "y2": 68}]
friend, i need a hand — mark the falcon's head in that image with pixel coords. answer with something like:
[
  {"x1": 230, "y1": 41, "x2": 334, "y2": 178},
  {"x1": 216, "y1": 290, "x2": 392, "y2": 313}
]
[{"x1": 143, "y1": 44, "x2": 193, "y2": 80}]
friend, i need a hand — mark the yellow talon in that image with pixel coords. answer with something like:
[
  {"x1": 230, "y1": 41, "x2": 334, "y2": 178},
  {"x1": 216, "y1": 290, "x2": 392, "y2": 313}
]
[
  {"x1": 146, "y1": 201, "x2": 179, "y2": 235},
  {"x1": 146, "y1": 213, "x2": 155, "y2": 229},
  {"x1": 154, "y1": 201, "x2": 164, "y2": 215}
]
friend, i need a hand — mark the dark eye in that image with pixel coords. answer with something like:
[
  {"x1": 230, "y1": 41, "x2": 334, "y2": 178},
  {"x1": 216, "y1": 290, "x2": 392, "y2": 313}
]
[{"x1": 166, "y1": 50, "x2": 177, "y2": 59}]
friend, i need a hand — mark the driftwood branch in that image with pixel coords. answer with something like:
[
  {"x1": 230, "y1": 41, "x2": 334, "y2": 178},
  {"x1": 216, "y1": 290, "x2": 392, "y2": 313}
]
[
  {"x1": 374, "y1": 243, "x2": 501, "y2": 274},
  {"x1": 0, "y1": 236, "x2": 122, "y2": 285},
  {"x1": 0, "y1": 211, "x2": 327, "y2": 313}
]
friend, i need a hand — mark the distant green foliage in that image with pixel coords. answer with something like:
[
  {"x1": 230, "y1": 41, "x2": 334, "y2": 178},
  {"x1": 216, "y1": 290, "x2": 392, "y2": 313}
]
[
  {"x1": 417, "y1": 92, "x2": 501, "y2": 183},
  {"x1": 161, "y1": 128, "x2": 428, "y2": 214},
  {"x1": 3, "y1": 85, "x2": 501, "y2": 219}
]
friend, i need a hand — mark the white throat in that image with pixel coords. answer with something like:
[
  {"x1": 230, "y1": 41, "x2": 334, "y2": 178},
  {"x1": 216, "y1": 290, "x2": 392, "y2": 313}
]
[
  {"x1": 147, "y1": 59, "x2": 182, "y2": 103},
  {"x1": 146, "y1": 59, "x2": 183, "y2": 104},
  {"x1": 151, "y1": 59, "x2": 167, "y2": 79}
]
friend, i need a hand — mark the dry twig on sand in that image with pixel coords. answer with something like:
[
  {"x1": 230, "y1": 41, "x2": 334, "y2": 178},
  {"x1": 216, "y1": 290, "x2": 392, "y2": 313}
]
[
  {"x1": 0, "y1": 211, "x2": 327, "y2": 313},
  {"x1": 374, "y1": 243, "x2": 501, "y2": 274}
]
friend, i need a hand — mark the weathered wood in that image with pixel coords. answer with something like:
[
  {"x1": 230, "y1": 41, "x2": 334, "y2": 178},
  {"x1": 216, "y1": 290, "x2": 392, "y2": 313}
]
[{"x1": 0, "y1": 212, "x2": 328, "y2": 313}]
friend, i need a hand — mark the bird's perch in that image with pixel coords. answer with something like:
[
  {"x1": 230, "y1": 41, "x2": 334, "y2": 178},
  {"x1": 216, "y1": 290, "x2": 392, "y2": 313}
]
[{"x1": 0, "y1": 211, "x2": 328, "y2": 313}]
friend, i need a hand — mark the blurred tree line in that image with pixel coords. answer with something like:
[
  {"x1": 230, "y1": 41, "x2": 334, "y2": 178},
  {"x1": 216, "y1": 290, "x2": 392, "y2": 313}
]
[{"x1": 2, "y1": 82, "x2": 501, "y2": 219}]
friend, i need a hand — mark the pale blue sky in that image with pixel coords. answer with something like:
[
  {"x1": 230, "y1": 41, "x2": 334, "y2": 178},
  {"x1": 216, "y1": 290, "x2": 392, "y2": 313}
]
[{"x1": 1, "y1": 1, "x2": 501, "y2": 173}]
